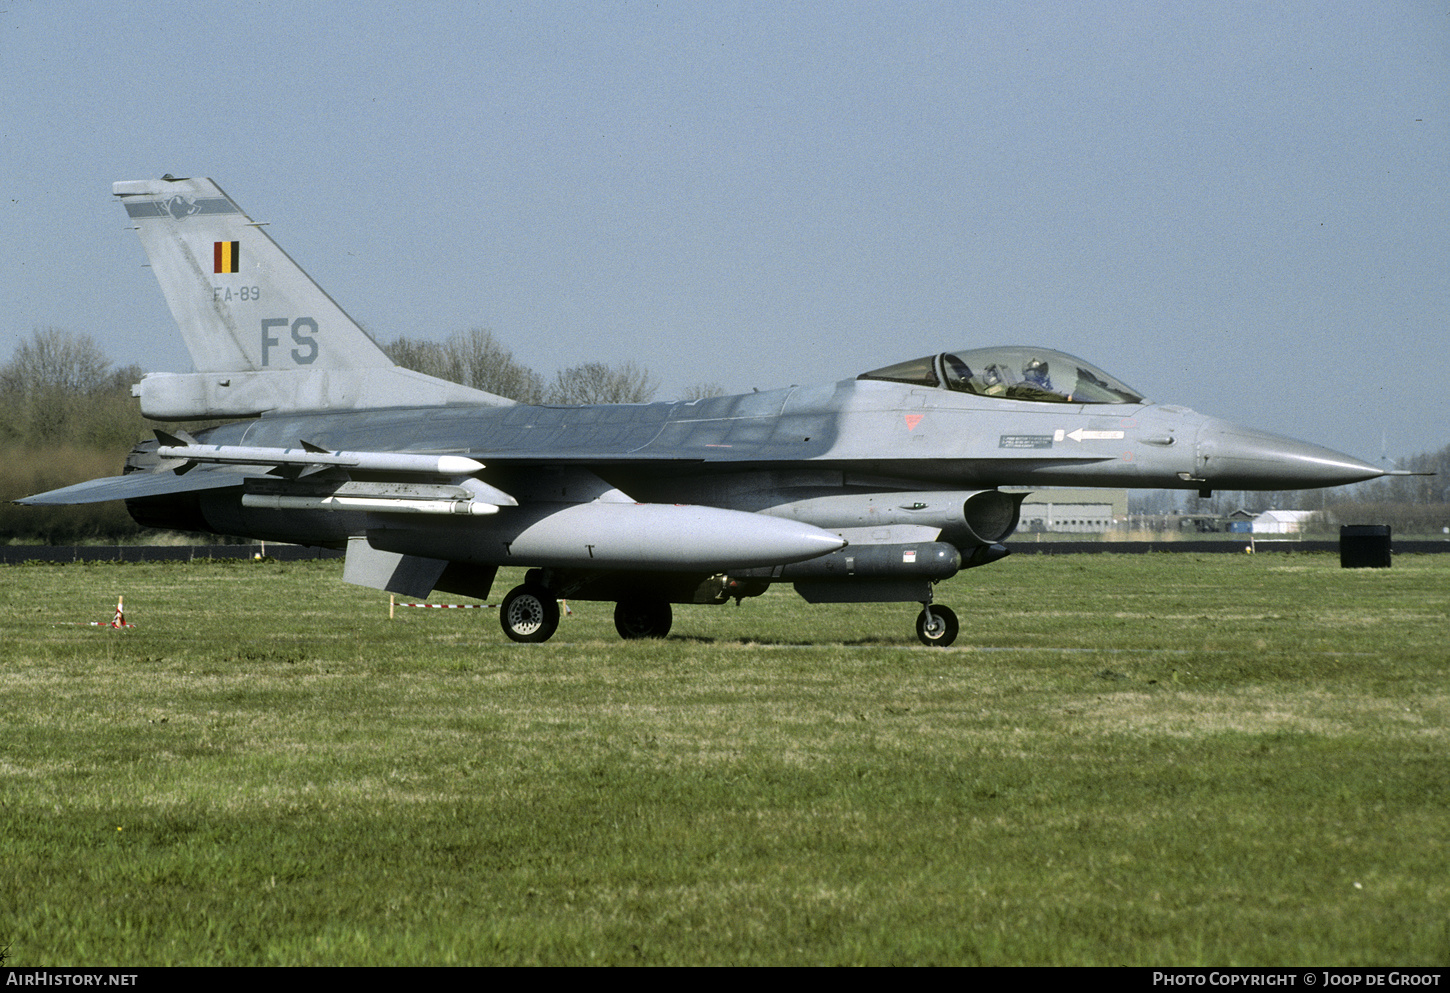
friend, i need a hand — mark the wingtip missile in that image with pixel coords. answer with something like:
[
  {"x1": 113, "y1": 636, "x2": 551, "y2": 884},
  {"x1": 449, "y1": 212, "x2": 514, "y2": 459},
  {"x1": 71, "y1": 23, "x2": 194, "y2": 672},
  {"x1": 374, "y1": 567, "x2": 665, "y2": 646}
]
[{"x1": 153, "y1": 441, "x2": 489, "y2": 478}]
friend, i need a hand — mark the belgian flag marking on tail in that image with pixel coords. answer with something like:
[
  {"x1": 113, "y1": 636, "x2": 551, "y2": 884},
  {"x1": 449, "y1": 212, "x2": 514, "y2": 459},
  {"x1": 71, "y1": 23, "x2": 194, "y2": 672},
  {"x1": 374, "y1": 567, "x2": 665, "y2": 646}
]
[{"x1": 214, "y1": 241, "x2": 240, "y2": 274}]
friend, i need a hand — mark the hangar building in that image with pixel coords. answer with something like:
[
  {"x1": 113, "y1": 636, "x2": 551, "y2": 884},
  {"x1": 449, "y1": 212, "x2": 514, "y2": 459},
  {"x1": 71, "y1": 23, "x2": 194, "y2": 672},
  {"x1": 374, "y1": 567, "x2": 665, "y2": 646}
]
[{"x1": 1007, "y1": 489, "x2": 1129, "y2": 533}]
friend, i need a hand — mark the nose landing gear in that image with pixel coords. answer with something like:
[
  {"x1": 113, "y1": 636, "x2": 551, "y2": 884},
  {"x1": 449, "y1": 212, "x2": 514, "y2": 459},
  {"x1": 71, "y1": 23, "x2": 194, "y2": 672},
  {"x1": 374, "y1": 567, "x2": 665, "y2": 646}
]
[{"x1": 915, "y1": 603, "x2": 959, "y2": 647}]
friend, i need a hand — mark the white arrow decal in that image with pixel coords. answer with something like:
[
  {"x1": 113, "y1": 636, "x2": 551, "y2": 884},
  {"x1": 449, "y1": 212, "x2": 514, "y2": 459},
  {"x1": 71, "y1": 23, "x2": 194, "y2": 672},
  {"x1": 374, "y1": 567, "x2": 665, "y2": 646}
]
[{"x1": 1065, "y1": 428, "x2": 1126, "y2": 443}]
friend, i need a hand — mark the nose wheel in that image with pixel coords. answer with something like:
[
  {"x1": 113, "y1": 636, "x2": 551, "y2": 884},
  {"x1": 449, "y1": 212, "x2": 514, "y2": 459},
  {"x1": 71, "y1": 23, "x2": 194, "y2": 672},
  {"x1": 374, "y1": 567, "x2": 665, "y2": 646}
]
[{"x1": 916, "y1": 604, "x2": 958, "y2": 647}]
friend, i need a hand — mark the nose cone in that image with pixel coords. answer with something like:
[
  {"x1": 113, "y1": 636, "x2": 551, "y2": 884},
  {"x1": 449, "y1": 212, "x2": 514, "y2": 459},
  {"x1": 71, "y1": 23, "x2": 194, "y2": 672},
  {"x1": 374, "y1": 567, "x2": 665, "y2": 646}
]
[{"x1": 1196, "y1": 418, "x2": 1384, "y2": 489}]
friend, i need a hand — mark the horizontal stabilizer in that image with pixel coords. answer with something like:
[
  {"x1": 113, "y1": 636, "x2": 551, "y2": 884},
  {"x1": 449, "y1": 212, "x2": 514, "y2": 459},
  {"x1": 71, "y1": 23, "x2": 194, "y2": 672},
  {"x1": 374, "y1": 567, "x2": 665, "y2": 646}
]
[{"x1": 16, "y1": 467, "x2": 252, "y2": 506}]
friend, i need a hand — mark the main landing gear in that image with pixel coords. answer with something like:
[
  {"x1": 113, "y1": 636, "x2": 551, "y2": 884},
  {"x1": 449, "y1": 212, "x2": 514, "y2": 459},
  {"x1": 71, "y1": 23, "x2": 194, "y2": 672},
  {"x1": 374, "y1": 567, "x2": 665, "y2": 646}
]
[
  {"x1": 499, "y1": 583, "x2": 561, "y2": 643},
  {"x1": 499, "y1": 582, "x2": 674, "y2": 643},
  {"x1": 613, "y1": 596, "x2": 673, "y2": 640}
]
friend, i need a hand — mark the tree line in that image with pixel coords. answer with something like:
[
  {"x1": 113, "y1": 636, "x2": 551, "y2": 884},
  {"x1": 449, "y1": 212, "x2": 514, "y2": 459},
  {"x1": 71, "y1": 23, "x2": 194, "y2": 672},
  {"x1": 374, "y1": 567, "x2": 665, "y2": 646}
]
[
  {"x1": 0, "y1": 329, "x2": 152, "y2": 543},
  {"x1": 0, "y1": 327, "x2": 1441, "y2": 542},
  {"x1": 381, "y1": 327, "x2": 682, "y2": 405}
]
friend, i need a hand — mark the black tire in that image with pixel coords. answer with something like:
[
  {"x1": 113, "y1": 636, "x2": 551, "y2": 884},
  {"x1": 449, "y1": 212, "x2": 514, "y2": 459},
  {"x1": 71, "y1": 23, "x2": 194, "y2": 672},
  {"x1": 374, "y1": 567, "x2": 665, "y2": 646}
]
[
  {"x1": 500, "y1": 584, "x2": 561, "y2": 643},
  {"x1": 614, "y1": 597, "x2": 673, "y2": 640},
  {"x1": 915, "y1": 605, "x2": 959, "y2": 647}
]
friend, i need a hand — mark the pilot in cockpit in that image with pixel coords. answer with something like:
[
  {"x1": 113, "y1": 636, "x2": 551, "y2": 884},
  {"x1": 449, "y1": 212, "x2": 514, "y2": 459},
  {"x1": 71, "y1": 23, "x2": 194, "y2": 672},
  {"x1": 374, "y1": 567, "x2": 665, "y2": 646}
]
[
  {"x1": 1022, "y1": 358, "x2": 1052, "y2": 391},
  {"x1": 978, "y1": 364, "x2": 1008, "y2": 396}
]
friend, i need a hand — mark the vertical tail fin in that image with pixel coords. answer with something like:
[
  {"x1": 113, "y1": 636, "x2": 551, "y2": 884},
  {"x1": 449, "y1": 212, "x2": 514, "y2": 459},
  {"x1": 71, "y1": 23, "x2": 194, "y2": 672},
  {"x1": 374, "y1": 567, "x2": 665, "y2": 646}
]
[
  {"x1": 115, "y1": 175, "x2": 391, "y2": 373},
  {"x1": 115, "y1": 176, "x2": 510, "y2": 418}
]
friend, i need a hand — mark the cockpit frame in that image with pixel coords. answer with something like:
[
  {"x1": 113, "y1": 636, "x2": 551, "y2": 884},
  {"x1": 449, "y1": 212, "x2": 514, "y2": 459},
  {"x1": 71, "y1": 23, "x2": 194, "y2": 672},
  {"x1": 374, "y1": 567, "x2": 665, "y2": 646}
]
[{"x1": 858, "y1": 346, "x2": 1145, "y2": 405}]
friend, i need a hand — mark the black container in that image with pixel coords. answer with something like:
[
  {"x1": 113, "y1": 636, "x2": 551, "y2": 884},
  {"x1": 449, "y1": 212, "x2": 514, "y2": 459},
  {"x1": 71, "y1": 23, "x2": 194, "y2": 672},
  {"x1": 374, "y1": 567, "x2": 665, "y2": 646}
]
[{"x1": 1340, "y1": 524, "x2": 1391, "y2": 569}]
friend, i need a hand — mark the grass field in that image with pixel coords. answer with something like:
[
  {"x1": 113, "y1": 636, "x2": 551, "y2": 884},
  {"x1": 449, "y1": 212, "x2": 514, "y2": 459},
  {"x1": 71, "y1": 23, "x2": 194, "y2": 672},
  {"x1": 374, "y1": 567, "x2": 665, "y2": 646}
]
[{"x1": 1, "y1": 553, "x2": 1446, "y2": 966}]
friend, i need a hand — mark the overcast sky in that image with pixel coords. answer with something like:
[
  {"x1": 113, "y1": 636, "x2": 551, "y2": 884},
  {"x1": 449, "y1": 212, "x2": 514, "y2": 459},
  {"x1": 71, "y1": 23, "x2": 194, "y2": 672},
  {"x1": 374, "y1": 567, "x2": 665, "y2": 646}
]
[{"x1": 3, "y1": 1, "x2": 1446, "y2": 461}]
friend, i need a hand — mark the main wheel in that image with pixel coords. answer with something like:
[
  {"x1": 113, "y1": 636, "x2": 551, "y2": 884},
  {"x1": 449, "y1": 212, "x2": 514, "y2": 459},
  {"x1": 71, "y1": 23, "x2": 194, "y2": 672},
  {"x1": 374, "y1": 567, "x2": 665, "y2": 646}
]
[
  {"x1": 500, "y1": 584, "x2": 561, "y2": 643},
  {"x1": 915, "y1": 604, "x2": 959, "y2": 647},
  {"x1": 614, "y1": 597, "x2": 673, "y2": 640}
]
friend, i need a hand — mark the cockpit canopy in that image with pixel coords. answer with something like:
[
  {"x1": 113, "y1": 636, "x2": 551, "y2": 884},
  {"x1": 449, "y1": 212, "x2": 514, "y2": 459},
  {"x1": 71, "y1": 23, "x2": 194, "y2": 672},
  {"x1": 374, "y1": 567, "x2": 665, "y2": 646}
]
[{"x1": 858, "y1": 347, "x2": 1145, "y2": 405}]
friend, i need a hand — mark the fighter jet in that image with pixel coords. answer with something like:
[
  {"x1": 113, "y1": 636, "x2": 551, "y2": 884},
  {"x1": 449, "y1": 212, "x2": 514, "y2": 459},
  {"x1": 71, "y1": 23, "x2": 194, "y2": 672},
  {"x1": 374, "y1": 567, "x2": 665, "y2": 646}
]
[{"x1": 19, "y1": 176, "x2": 1391, "y2": 646}]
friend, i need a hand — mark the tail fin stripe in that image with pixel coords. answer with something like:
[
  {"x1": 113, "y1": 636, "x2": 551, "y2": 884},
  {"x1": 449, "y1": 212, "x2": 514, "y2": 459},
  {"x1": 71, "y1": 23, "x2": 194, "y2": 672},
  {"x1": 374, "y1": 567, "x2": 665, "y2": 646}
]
[{"x1": 214, "y1": 241, "x2": 239, "y2": 274}]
